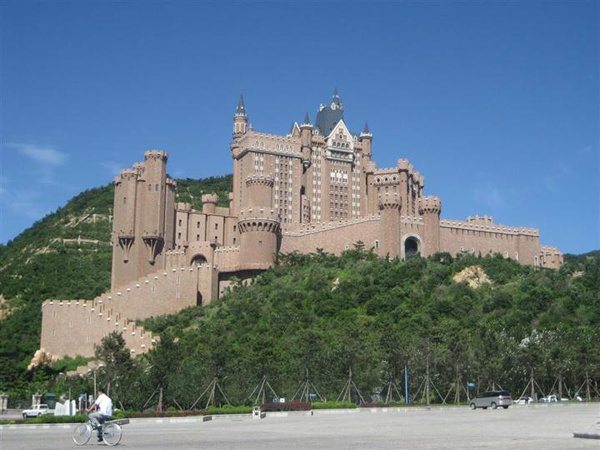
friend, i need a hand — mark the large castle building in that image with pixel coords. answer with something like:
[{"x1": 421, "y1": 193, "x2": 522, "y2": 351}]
[{"x1": 39, "y1": 91, "x2": 563, "y2": 360}]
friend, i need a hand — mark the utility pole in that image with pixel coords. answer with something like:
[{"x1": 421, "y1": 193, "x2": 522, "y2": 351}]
[{"x1": 404, "y1": 365, "x2": 410, "y2": 405}]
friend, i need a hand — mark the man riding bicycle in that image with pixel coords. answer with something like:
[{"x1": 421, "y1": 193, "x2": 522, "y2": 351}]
[{"x1": 87, "y1": 388, "x2": 113, "y2": 442}]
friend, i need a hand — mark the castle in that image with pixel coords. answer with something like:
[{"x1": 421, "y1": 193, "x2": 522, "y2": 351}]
[{"x1": 39, "y1": 91, "x2": 563, "y2": 360}]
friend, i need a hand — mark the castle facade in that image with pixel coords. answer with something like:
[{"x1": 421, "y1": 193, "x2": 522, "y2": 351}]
[{"x1": 39, "y1": 91, "x2": 563, "y2": 360}]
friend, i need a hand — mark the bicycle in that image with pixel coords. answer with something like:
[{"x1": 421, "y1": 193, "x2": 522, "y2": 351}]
[{"x1": 72, "y1": 418, "x2": 128, "y2": 446}]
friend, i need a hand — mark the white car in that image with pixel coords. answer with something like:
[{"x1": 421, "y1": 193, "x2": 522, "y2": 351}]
[{"x1": 22, "y1": 404, "x2": 51, "y2": 418}]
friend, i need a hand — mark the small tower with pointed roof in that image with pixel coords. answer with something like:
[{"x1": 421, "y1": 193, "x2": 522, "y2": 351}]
[
  {"x1": 233, "y1": 94, "x2": 248, "y2": 137},
  {"x1": 360, "y1": 121, "x2": 373, "y2": 158},
  {"x1": 300, "y1": 112, "x2": 313, "y2": 167}
]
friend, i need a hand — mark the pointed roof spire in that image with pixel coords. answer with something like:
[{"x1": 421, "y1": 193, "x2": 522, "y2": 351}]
[
  {"x1": 332, "y1": 87, "x2": 342, "y2": 107},
  {"x1": 235, "y1": 94, "x2": 247, "y2": 117},
  {"x1": 303, "y1": 112, "x2": 311, "y2": 124},
  {"x1": 361, "y1": 121, "x2": 372, "y2": 137}
]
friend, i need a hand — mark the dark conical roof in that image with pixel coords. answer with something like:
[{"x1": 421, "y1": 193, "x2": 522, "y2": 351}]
[
  {"x1": 235, "y1": 94, "x2": 247, "y2": 116},
  {"x1": 303, "y1": 112, "x2": 311, "y2": 125},
  {"x1": 362, "y1": 121, "x2": 371, "y2": 134},
  {"x1": 315, "y1": 89, "x2": 344, "y2": 136}
]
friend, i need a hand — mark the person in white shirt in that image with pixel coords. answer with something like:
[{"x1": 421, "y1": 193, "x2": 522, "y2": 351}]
[{"x1": 87, "y1": 388, "x2": 113, "y2": 441}]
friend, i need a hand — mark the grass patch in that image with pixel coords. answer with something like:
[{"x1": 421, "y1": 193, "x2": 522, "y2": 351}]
[{"x1": 311, "y1": 401, "x2": 358, "y2": 409}]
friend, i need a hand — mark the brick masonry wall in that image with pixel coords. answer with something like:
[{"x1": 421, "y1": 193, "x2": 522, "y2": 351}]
[
  {"x1": 40, "y1": 300, "x2": 156, "y2": 358},
  {"x1": 281, "y1": 217, "x2": 381, "y2": 255}
]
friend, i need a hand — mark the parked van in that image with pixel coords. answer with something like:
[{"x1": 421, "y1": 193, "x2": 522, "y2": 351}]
[{"x1": 469, "y1": 391, "x2": 512, "y2": 410}]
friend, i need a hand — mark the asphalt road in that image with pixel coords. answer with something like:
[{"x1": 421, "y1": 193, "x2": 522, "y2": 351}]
[{"x1": 1, "y1": 403, "x2": 598, "y2": 449}]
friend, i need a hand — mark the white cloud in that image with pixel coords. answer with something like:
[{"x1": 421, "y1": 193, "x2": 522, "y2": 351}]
[
  {"x1": 8, "y1": 143, "x2": 68, "y2": 167},
  {"x1": 473, "y1": 184, "x2": 507, "y2": 211},
  {"x1": 101, "y1": 161, "x2": 124, "y2": 177}
]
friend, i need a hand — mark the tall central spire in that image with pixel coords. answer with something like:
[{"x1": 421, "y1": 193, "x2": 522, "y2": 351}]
[{"x1": 235, "y1": 94, "x2": 247, "y2": 117}]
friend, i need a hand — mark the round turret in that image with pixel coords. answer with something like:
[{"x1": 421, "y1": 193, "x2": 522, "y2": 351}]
[
  {"x1": 378, "y1": 193, "x2": 402, "y2": 210},
  {"x1": 238, "y1": 207, "x2": 280, "y2": 270},
  {"x1": 202, "y1": 193, "x2": 219, "y2": 214},
  {"x1": 418, "y1": 196, "x2": 442, "y2": 215},
  {"x1": 244, "y1": 174, "x2": 274, "y2": 209}
]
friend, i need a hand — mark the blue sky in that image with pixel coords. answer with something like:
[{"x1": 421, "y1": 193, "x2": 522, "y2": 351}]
[{"x1": 1, "y1": 0, "x2": 598, "y2": 254}]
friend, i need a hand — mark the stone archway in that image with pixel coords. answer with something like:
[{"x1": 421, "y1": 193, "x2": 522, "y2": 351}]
[{"x1": 403, "y1": 235, "x2": 422, "y2": 258}]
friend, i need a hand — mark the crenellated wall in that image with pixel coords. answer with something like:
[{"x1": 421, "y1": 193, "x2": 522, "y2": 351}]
[
  {"x1": 439, "y1": 217, "x2": 540, "y2": 264},
  {"x1": 39, "y1": 263, "x2": 219, "y2": 359},
  {"x1": 281, "y1": 216, "x2": 381, "y2": 255},
  {"x1": 40, "y1": 299, "x2": 157, "y2": 359}
]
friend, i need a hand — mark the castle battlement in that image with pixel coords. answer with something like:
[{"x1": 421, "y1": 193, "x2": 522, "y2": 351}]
[
  {"x1": 238, "y1": 206, "x2": 279, "y2": 220},
  {"x1": 419, "y1": 196, "x2": 442, "y2": 215},
  {"x1": 214, "y1": 246, "x2": 241, "y2": 254},
  {"x1": 440, "y1": 218, "x2": 539, "y2": 236},
  {"x1": 144, "y1": 149, "x2": 168, "y2": 161},
  {"x1": 282, "y1": 215, "x2": 380, "y2": 237},
  {"x1": 245, "y1": 174, "x2": 274, "y2": 187},
  {"x1": 201, "y1": 193, "x2": 219, "y2": 204}
]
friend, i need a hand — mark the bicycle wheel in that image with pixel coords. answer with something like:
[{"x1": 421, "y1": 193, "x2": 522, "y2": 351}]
[
  {"x1": 72, "y1": 422, "x2": 92, "y2": 446},
  {"x1": 103, "y1": 423, "x2": 122, "y2": 446}
]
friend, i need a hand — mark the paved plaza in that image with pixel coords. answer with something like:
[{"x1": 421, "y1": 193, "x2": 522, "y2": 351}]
[{"x1": 1, "y1": 403, "x2": 599, "y2": 449}]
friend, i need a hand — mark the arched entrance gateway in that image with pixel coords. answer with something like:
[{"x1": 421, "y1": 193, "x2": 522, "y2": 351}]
[{"x1": 404, "y1": 236, "x2": 421, "y2": 257}]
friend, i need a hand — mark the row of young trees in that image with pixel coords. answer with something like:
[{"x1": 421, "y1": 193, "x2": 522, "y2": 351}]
[{"x1": 39, "y1": 248, "x2": 600, "y2": 410}]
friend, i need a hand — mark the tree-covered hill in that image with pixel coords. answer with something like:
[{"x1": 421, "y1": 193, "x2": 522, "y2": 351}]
[
  {"x1": 133, "y1": 249, "x2": 599, "y2": 408},
  {"x1": 0, "y1": 174, "x2": 232, "y2": 390}
]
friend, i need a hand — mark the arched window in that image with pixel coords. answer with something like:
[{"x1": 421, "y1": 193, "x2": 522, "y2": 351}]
[{"x1": 191, "y1": 254, "x2": 207, "y2": 266}]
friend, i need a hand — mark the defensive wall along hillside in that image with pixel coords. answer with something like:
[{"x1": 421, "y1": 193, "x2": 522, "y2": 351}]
[{"x1": 40, "y1": 263, "x2": 217, "y2": 359}]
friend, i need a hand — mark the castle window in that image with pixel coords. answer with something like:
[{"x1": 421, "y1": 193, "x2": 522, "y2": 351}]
[
  {"x1": 155, "y1": 184, "x2": 159, "y2": 191},
  {"x1": 178, "y1": 232, "x2": 182, "y2": 239},
  {"x1": 196, "y1": 234, "x2": 200, "y2": 240},
  {"x1": 148, "y1": 185, "x2": 151, "y2": 191},
  {"x1": 197, "y1": 221, "x2": 200, "y2": 228},
  {"x1": 178, "y1": 219, "x2": 182, "y2": 226},
  {"x1": 233, "y1": 225, "x2": 237, "y2": 232},
  {"x1": 233, "y1": 238, "x2": 236, "y2": 244},
  {"x1": 215, "y1": 223, "x2": 218, "y2": 230},
  {"x1": 258, "y1": 240, "x2": 263, "y2": 246},
  {"x1": 123, "y1": 197, "x2": 127, "y2": 205}
]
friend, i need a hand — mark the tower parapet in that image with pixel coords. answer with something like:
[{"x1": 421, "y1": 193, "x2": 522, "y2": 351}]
[
  {"x1": 419, "y1": 196, "x2": 442, "y2": 256},
  {"x1": 378, "y1": 192, "x2": 402, "y2": 211},
  {"x1": 419, "y1": 196, "x2": 442, "y2": 215},
  {"x1": 378, "y1": 193, "x2": 402, "y2": 258},
  {"x1": 202, "y1": 193, "x2": 219, "y2": 214},
  {"x1": 144, "y1": 149, "x2": 168, "y2": 162}
]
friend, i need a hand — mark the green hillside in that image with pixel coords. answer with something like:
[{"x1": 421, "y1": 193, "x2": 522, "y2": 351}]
[
  {"x1": 0, "y1": 175, "x2": 232, "y2": 391},
  {"x1": 133, "y1": 250, "x2": 599, "y2": 407},
  {"x1": 1, "y1": 174, "x2": 598, "y2": 406}
]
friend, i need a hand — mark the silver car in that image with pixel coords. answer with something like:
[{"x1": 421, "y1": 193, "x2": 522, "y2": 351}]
[{"x1": 469, "y1": 391, "x2": 512, "y2": 410}]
